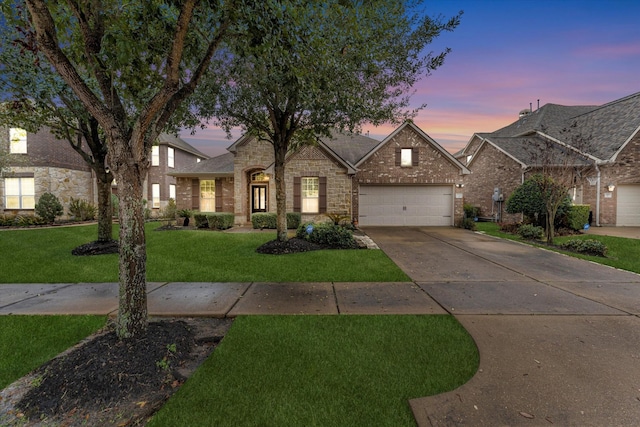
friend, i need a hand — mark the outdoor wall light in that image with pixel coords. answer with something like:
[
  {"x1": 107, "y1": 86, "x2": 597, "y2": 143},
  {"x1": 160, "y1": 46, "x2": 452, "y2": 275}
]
[
  {"x1": 607, "y1": 184, "x2": 615, "y2": 192},
  {"x1": 455, "y1": 183, "x2": 464, "y2": 188}
]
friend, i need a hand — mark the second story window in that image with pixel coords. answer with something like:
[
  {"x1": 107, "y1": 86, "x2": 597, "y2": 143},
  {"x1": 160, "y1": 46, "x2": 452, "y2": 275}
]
[
  {"x1": 168, "y1": 147, "x2": 175, "y2": 168},
  {"x1": 151, "y1": 146, "x2": 160, "y2": 166},
  {"x1": 9, "y1": 128, "x2": 27, "y2": 154}
]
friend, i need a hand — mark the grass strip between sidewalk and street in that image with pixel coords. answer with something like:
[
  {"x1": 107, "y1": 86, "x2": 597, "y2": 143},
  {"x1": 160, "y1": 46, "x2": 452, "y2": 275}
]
[{"x1": 147, "y1": 315, "x2": 479, "y2": 427}]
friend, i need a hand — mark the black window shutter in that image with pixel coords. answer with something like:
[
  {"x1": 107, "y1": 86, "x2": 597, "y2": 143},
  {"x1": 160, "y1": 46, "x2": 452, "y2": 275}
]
[
  {"x1": 412, "y1": 147, "x2": 419, "y2": 166},
  {"x1": 319, "y1": 177, "x2": 327, "y2": 213},
  {"x1": 191, "y1": 179, "x2": 199, "y2": 210},
  {"x1": 293, "y1": 177, "x2": 301, "y2": 212},
  {"x1": 215, "y1": 179, "x2": 223, "y2": 212},
  {"x1": 395, "y1": 147, "x2": 401, "y2": 166}
]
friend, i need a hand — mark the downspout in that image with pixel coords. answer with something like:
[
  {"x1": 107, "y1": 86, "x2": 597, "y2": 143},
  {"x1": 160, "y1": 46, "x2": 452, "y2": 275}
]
[{"x1": 595, "y1": 164, "x2": 601, "y2": 226}]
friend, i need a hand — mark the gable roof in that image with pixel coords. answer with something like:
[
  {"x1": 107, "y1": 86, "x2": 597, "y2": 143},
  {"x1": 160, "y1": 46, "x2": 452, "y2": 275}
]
[
  {"x1": 157, "y1": 133, "x2": 209, "y2": 159},
  {"x1": 168, "y1": 152, "x2": 234, "y2": 178},
  {"x1": 356, "y1": 121, "x2": 470, "y2": 174},
  {"x1": 463, "y1": 91, "x2": 640, "y2": 165}
]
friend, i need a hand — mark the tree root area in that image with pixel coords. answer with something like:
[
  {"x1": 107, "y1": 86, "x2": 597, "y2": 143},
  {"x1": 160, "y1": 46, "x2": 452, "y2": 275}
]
[
  {"x1": 71, "y1": 240, "x2": 119, "y2": 256},
  {"x1": 7, "y1": 317, "x2": 232, "y2": 426}
]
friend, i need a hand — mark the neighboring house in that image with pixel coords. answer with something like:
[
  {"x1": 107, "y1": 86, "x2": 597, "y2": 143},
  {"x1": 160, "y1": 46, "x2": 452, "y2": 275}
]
[
  {"x1": 144, "y1": 133, "x2": 209, "y2": 212},
  {"x1": 458, "y1": 92, "x2": 640, "y2": 226},
  {"x1": 0, "y1": 126, "x2": 207, "y2": 218},
  {"x1": 170, "y1": 121, "x2": 470, "y2": 226},
  {"x1": 0, "y1": 126, "x2": 93, "y2": 219}
]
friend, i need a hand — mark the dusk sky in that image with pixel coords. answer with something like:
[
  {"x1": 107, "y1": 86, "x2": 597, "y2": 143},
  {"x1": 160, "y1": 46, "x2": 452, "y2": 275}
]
[{"x1": 180, "y1": 0, "x2": 640, "y2": 157}]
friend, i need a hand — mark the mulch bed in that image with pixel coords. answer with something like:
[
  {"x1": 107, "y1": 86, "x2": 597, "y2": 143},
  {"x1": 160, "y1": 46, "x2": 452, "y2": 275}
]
[{"x1": 2, "y1": 318, "x2": 233, "y2": 426}]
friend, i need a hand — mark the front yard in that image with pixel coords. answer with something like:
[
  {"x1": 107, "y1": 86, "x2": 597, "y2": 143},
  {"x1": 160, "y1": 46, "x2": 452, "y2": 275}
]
[{"x1": 0, "y1": 223, "x2": 477, "y2": 426}]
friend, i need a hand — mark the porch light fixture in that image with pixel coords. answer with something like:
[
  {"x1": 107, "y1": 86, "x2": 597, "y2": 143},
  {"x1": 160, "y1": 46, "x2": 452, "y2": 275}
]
[
  {"x1": 607, "y1": 184, "x2": 615, "y2": 192},
  {"x1": 455, "y1": 183, "x2": 464, "y2": 188}
]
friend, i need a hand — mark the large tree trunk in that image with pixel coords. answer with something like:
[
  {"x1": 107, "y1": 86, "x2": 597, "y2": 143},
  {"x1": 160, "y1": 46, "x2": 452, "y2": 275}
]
[
  {"x1": 95, "y1": 172, "x2": 113, "y2": 242},
  {"x1": 113, "y1": 161, "x2": 148, "y2": 338},
  {"x1": 274, "y1": 137, "x2": 288, "y2": 242}
]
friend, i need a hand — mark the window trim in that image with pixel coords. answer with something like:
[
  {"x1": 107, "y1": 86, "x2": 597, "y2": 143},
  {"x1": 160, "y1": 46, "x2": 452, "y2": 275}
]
[
  {"x1": 167, "y1": 147, "x2": 175, "y2": 168},
  {"x1": 151, "y1": 146, "x2": 160, "y2": 166},
  {"x1": 9, "y1": 128, "x2": 27, "y2": 154},
  {"x1": 4, "y1": 176, "x2": 35, "y2": 209},
  {"x1": 301, "y1": 177, "x2": 320, "y2": 214},
  {"x1": 152, "y1": 183, "x2": 160, "y2": 208}
]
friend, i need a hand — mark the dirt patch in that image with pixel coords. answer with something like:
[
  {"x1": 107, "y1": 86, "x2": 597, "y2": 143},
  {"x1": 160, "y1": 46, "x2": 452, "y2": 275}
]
[
  {"x1": 1, "y1": 317, "x2": 232, "y2": 426},
  {"x1": 71, "y1": 240, "x2": 119, "y2": 256}
]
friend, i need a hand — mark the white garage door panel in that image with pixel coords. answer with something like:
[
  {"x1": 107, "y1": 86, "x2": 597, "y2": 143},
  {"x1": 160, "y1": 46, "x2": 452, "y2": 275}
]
[
  {"x1": 617, "y1": 185, "x2": 640, "y2": 226},
  {"x1": 359, "y1": 185, "x2": 453, "y2": 226}
]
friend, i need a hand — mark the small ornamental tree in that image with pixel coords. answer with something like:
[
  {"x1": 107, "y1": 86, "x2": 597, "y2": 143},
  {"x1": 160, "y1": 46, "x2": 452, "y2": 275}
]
[{"x1": 35, "y1": 192, "x2": 63, "y2": 224}]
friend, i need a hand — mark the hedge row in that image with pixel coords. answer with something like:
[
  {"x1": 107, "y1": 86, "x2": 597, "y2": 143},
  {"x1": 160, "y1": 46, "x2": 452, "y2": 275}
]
[
  {"x1": 251, "y1": 212, "x2": 301, "y2": 230},
  {"x1": 193, "y1": 212, "x2": 234, "y2": 230}
]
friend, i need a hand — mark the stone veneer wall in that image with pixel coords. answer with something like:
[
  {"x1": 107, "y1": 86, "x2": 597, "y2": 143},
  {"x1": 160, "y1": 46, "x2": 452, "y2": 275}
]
[
  {"x1": 355, "y1": 126, "x2": 466, "y2": 224},
  {"x1": 285, "y1": 145, "x2": 352, "y2": 223},
  {"x1": 1, "y1": 166, "x2": 93, "y2": 219},
  {"x1": 233, "y1": 138, "x2": 273, "y2": 225},
  {"x1": 463, "y1": 142, "x2": 524, "y2": 223}
]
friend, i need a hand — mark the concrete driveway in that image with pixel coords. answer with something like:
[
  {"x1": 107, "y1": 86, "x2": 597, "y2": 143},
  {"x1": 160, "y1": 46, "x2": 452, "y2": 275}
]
[{"x1": 363, "y1": 227, "x2": 640, "y2": 427}]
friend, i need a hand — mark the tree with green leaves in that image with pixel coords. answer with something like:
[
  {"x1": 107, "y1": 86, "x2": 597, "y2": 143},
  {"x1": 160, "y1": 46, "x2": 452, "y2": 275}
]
[
  {"x1": 2, "y1": 0, "x2": 234, "y2": 338},
  {"x1": 200, "y1": 0, "x2": 461, "y2": 242},
  {"x1": 508, "y1": 128, "x2": 593, "y2": 244},
  {"x1": 0, "y1": 24, "x2": 115, "y2": 243}
]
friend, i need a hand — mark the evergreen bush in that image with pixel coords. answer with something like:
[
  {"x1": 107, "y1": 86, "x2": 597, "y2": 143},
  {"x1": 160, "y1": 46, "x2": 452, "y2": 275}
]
[
  {"x1": 206, "y1": 213, "x2": 234, "y2": 230},
  {"x1": 561, "y1": 239, "x2": 607, "y2": 256},
  {"x1": 517, "y1": 223, "x2": 544, "y2": 240},
  {"x1": 35, "y1": 192, "x2": 63, "y2": 224}
]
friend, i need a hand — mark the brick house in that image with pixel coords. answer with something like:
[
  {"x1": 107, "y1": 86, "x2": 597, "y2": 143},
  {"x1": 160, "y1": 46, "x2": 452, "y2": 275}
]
[
  {"x1": 1, "y1": 127, "x2": 207, "y2": 218},
  {"x1": 458, "y1": 92, "x2": 640, "y2": 226},
  {"x1": 170, "y1": 121, "x2": 470, "y2": 226}
]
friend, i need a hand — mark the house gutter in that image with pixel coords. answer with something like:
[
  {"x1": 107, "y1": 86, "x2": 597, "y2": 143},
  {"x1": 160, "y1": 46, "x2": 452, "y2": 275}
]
[{"x1": 595, "y1": 164, "x2": 601, "y2": 227}]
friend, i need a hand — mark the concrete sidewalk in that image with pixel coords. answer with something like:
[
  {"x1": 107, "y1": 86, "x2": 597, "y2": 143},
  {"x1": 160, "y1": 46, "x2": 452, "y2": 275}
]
[{"x1": 0, "y1": 281, "x2": 445, "y2": 317}]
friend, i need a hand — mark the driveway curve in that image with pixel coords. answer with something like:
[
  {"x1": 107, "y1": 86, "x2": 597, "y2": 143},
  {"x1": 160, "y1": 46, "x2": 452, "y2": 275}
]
[{"x1": 363, "y1": 227, "x2": 640, "y2": 427}]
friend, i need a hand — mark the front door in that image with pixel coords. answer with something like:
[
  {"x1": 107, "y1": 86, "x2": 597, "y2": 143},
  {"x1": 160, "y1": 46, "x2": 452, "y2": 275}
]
[{"x1": 251, "y1": 185, "x2": 267, "y2": 213}]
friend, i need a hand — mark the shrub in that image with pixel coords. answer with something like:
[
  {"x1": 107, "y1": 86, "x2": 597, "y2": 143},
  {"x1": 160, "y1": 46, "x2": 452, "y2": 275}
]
[
  {"x1": 566, "y1": 204, "x2": 590, "y2": 231},
  {"x1": 35, "y1": 192, "x2": 63, "y2": 224},
  {"x1": 296, "y1": 222, "x2": 357, "y2": 249},
  {"x1": 194, "y1": 213, "x2": 211, "y2": 228},
  {"x1": 68, "y1": 197, "x2": 97, "y2": 221},
  {"x1": 460, "y1": 217, "x2": 476, "y2": 231},
  {"x1": 0, "y1": 214, "x2": 16, "y2": 226},
  {"x1": 177, "y1": 209, "x2": 193, "y2": 218},
  {"x1": 286, "y1": 212, "x2": 301, "y2": 229},
  {"x1": 325, "y1": 212, "x2": 350, "y2": 226},
  {"x1": 561, "y1": 239, "x2": 607, "y2": 257},
  {"x1": 252, "y1": 212, "x2": 300, "y2": 229},
  {"x1": 499, "y1": 222, "x2": 520, "y2": 234},
  {"x1": 517, "y1": 223, "x2": 543, "y2": 240},
  {"x1": 12, "y1": 214, "x2": 47, "y2": 227},
  {"x1": 463, "y1": 204, "x2": 480, "y2": 219},
  {"x1": 160, "y1": 198, "x2": 177, "y2": 219},
  {"x1": 207, "y1": 213, "x2": 234, "y2": 230}
]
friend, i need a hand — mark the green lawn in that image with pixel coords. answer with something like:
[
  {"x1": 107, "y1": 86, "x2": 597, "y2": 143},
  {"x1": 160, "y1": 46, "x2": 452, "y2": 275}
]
[
  {"x1": 148, "y1": 315, "x2": 478, "y2": 427},
  {"x1": 1, "y1": 223, "x2": 479, "y2": 426},
  {"x1": 0, "y1": 315, "x2": 107, "y2": 389},
  {"x1": 0, "y1": 223, "x2": 409, "y2": 283},
  {"x1": 475, "y1": 222, "x2": 640, "y2": 274}
]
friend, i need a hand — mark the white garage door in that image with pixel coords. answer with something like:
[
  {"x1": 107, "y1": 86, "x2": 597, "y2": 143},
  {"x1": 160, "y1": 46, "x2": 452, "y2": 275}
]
[
  {"x1": 617, "y1": 185, "x2": 640, "y2": 226},
  {"x1": 359, "y1": 185, "x2": 453, "y2": 226}
]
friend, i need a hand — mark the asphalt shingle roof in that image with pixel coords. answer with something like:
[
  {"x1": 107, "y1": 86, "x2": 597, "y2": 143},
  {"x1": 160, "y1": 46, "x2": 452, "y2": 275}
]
[{"x1": 482, "y1": 92, "x2": 640, "y2": 164}]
